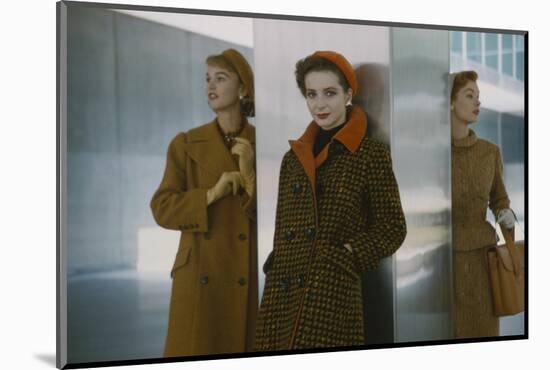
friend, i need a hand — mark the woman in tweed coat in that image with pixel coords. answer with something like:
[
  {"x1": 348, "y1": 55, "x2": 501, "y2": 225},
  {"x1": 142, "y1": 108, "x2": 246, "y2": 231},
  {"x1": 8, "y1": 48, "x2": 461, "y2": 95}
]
[
  {"x1": 151, "y1": 49, "x2": 258, "y2": 356},
  {"x1": 450, "y1": 70, "x2": 515, "y2": 338},
  {"x1": 254, "y1": 51, "x2": 407, "y2": 350}
]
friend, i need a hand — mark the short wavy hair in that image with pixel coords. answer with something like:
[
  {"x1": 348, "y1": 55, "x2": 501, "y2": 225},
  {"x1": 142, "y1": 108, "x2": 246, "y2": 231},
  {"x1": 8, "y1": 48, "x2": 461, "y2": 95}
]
[
  {"x1": 450, "y1": 70, "x2": 478, "y2": 103},
  {"x1": 295, "y1": 55, "x2": 350, "y2": 98}
]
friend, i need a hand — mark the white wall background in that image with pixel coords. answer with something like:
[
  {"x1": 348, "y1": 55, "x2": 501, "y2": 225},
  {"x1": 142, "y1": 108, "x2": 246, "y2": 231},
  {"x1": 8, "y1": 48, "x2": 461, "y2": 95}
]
[{"x1": 1, "y1": 0, "x2": 546, "y2": 370}]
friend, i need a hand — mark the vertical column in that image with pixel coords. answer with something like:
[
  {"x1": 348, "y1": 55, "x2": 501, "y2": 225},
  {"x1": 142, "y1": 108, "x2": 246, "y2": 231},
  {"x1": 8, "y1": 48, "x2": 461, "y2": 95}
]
[{"x1": 391, "y1": 27, "x2": 453, "y2": 342}]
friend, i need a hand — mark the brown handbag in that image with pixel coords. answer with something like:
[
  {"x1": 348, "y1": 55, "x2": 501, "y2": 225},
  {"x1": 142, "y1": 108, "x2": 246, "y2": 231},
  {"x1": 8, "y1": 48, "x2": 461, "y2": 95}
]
[{"x1": 487, "y1": 224, "x2": 525, "y2": 317}]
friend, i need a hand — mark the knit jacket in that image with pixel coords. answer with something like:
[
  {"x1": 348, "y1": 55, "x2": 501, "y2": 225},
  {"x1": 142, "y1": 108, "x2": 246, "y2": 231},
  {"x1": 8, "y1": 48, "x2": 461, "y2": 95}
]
[
  {"x1": 254, "y1": 106, "x2": 406, "y2": 350},
  {"x1": 452, "y1": 129, "x2": 510, "y2": 251}
]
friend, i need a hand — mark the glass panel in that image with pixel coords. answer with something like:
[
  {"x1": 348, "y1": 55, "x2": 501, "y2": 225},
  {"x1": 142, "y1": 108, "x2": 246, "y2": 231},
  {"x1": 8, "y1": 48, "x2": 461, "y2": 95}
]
[
  {"x1": 451, "y1": 31, "x2": 462, "y2": 54},
  {"x1": 516, "y1": 34, "x2": 524, "y2": 51},
  {"x1": 466, "y1": 32, "x2": 482, "y2": 62},
  {"x1": 501, "y1": 113, "x2": 524, "y2": 164},
  {"x1": 502, "y1": 34, "x2": 514, "y2": 76},
  {"x1": 515, "y1": 36, "x2": 525, "y2": 81},
  {"x1": 516, "y1": 51, "x2": 524, "y2": 81},
  {"x1": 484, "y1": 33, "x2": 498, "y2": 69}
]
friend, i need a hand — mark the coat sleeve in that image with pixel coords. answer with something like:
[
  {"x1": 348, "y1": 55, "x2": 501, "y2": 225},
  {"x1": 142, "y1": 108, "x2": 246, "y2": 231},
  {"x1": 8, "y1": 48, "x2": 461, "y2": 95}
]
[
  {"x1": 489, "y1": 146, "x2": 511, "y2": 217},
  {"x1": 150, "y1": 133, "x2": 209, "y2": 232},
  {"x1": 347, "y1": 145, "x2": 407, "y2": 271}
]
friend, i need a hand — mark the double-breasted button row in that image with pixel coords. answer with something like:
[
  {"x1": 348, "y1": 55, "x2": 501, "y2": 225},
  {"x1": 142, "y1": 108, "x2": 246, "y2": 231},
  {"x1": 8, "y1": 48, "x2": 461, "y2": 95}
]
[
  {"x1": 283, "y1": 228, "x2": 315, "y2": 242},
  {"x1": 180, "y1": 223, "x2": 199, "y2": 230},
  {"x1": 199, "y1": 275, "x2": 247, "y2": 286},
  {"x1": 280, "y1": 275, "x2": 306, "y2": 291}
]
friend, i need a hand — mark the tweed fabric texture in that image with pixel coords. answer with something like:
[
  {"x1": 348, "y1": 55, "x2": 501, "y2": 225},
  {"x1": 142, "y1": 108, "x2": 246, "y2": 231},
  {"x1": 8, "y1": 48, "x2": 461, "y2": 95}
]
[
  {"x1": 255, "y1": 124, "x2": 406, "y2": 350},
  {"x1": 452, "y1": 129, "x2": 510, "y2": 338}
]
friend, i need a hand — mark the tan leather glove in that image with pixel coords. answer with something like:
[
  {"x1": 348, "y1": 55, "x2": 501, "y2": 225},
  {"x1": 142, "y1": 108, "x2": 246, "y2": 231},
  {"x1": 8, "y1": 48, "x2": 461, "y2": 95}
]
[
  {"x1": 231, "y1": 137, "x2": 256, "y2": 197},
  {"x1": 206, "y1": 171, "x2": 244, "y2": 205}
]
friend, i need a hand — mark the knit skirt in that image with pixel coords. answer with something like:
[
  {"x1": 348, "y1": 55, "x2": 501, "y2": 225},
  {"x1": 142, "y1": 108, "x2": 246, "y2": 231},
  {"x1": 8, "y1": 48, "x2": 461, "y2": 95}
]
[{"x1": 453, "y1": 246, "x2": 499, "y2": 338}]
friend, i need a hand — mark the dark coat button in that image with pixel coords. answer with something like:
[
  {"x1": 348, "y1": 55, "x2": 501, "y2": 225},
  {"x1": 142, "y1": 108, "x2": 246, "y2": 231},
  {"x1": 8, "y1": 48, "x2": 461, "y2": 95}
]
[
  {"x1": 293, "y1": 183, "x2": 303, "y2": 194},
  {"x1": 200, "y1": 275, "x2": 209, "y2": 285},
  {"x1": 239, "y1": 233, "x2": 247, "y2": 241},
  {"x1": 305, "y1": 228, "x2": 316, "y2": 241},
  {"x1": 284, "y1": 230, "x2": 295, "y2": 241},
  {"x1": 280, "y1": 278, "x2": 290, "y2": 291},
  {"x1": 204, "y1": 232, "x2": 211, "y2": 240},
  {"x1": 297, "y1": 275, "x2": 305, "y2": 288},
  {"x1": 238, "y1": 277, "x2": 247, "y2": 286}
]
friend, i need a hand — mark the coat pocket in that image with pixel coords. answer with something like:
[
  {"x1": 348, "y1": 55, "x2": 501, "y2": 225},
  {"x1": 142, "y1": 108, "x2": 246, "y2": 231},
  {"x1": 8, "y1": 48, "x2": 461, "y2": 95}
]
[
  {"x1": 320, "y1": 242, "x2": 360, "y2": 281},
  {"x1": 170, "y1": 246, "x2": 192, "y2": 278}
]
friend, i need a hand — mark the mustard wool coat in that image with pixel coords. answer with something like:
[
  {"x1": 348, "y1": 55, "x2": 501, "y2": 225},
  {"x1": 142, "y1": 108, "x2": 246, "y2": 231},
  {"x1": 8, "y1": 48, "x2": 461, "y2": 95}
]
[
  {"x1": 150, "y1": 119, "x2": 258, "y2": 357},
  {"x1": 254, "y1": 107, "x2": 407, "y2": 350}
]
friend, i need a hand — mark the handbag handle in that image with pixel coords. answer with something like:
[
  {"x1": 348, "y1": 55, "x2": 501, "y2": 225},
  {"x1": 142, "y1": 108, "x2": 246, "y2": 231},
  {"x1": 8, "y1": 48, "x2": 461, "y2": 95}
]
[{"x1": 500, "y1": 225, "x2": 521, "y2": 276}]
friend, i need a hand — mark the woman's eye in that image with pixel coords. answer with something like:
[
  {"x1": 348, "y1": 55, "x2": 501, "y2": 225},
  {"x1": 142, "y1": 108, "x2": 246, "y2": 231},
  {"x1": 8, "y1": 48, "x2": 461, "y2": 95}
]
[
  {"x1": 325, "y1": 91, "x2": 336, "y2": 97},
  {"x1": 306, "y1": 92, "x2": 316, "y2": 99}
]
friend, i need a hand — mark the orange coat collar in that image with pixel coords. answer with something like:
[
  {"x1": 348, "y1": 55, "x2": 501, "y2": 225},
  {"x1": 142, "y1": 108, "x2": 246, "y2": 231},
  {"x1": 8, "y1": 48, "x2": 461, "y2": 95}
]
[{"x1": 288, "y1": 106, "x2": 368, "y2": 192}]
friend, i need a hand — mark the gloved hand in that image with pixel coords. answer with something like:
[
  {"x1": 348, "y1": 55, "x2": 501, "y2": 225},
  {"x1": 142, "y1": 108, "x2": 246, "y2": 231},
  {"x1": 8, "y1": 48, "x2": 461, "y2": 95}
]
[
  {"x1": 497, "y1": 208, "x2": 516, "y2": 229},
  {"x1": 231, "y1": 137, "x2": 256, "y2": 197},
  {"x1": 206, "y1": 171, "x2": 243, "y2": 205}
]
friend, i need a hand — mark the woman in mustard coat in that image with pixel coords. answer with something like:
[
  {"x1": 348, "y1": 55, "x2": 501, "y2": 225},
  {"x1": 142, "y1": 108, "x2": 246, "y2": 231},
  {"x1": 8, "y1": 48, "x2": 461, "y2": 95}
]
[
  {"x1": 150, "y1": 49, "x2": 257, "y2": 356},
  {"x1": 450, "y1": 70, "x2": 515, "y2": 338},
  {"x1": 254, "y1": 51, "x2": 406, "y2": 350}
]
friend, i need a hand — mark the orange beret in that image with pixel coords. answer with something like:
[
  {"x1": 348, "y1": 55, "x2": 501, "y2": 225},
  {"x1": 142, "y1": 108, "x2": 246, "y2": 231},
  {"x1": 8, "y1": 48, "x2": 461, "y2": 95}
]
[
  {"x1": 222, "y1": 48, "x2": 254, "y2": 100},
  {"x1": 313, "y1": 50, "x2": 358, "y2": 94}
]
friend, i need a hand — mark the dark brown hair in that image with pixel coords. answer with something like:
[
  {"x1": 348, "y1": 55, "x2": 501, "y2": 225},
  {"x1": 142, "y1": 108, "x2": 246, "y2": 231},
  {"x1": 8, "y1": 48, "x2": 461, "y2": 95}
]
[
  {"x1": 295, "y1": 55, "x2": 350, "y2": 97},
  {"x1": 451, "y1": 70, "x2": 478, "y2": 103}
]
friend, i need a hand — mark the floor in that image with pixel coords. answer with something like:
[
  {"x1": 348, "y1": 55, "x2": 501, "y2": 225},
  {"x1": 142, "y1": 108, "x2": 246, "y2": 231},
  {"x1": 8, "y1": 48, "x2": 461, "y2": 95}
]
[{"x1": 66, "y1": 269, "x2": 525, "y2": 364}]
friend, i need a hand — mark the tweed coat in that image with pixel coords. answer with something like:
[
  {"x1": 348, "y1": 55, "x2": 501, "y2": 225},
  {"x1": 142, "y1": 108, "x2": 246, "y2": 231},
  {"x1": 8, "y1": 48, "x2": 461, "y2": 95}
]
[
  {"x1": 150, "y1": 119, "x2": 258, "y2": 356},
  {"x1": 452, "y1": 129, "x2": 510, "y2": 338},
  {"x1": 255, "y1": 107, "x2": 407, "y2": 350}
]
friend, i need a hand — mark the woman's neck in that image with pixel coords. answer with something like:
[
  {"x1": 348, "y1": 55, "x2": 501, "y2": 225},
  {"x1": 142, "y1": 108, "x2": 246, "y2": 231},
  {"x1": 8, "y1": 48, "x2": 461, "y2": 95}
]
[
  {"x1": 451, "y1": 115, "x2": 469, "y2": 140},
  {"x1": 216, "y1": 105, "x2": 243, "y2": 134}
]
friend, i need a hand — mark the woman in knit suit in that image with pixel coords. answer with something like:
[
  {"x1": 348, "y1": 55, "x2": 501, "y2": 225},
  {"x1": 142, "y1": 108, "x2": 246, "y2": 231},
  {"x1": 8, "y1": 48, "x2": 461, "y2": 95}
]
[
  {"x1": 150, "y1": 49, "x2": 258, "y2": 356},
  {"x1": 450, "y1": 70, "x2": 516, "y2": 338},
  {"x1": 254, "y1": 51, "x2": 407, "y2": 350}
]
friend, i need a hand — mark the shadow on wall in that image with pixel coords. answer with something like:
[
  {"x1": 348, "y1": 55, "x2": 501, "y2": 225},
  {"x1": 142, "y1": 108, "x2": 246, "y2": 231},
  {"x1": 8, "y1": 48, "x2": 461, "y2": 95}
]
[{"x1": 354, "y1": 63, "x2": 390, "y2": 145}]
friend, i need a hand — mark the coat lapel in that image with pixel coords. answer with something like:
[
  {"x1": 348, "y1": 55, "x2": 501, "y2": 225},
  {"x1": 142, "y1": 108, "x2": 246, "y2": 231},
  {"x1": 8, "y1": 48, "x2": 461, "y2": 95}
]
[
  {"x1": 183, "y1": 119, "x2": 239, "y2": 181},
  {"x1": 289, "y1": 122, "x2": 318, "y2": 193}
]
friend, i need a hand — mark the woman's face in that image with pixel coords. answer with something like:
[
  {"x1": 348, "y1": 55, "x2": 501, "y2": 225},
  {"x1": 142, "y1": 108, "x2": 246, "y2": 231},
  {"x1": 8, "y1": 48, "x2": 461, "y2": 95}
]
[
  {"x1": 452, "y1": 80, "x2": 481, "y2": 124},
  {"x1": 304, "y1": 70, "x2": 352, "y2": 130},
  {"x1": 206, "y1": 65, "x2": 243, "y2": 113}
]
